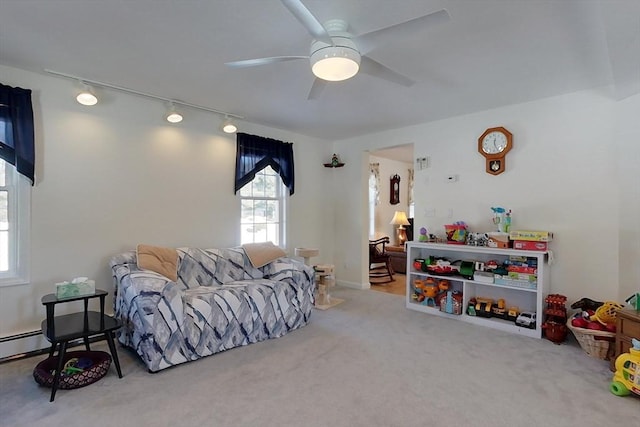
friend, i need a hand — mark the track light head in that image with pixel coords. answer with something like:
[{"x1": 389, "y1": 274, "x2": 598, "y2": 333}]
[
  {"x1": 76, "y1": 83, "x2": 98, "y2": 106},
  {"x1": 165, "y1": 103, "x2": 183, "y2": 123},
  {"x1": 222, "y1": 116, "x2": 237, "y2": 134}
]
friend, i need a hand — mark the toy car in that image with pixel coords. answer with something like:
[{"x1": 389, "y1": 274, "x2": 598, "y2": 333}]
[{"x1": 515, "y1": 311, "x2": 537, "y2": 329}]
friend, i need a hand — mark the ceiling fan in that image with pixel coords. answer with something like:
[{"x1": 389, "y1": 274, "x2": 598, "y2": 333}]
[{"x1": 225, "y1": 0, "x2": 450, "y2": 99}]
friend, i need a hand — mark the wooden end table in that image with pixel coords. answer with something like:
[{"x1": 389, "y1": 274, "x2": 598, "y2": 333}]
[
  {"x1": 41, "y1": 289, "x2": 123, "y2": 401},
  {"x1": 610, "y1": 308, "x2": 640, "y2": 371}
]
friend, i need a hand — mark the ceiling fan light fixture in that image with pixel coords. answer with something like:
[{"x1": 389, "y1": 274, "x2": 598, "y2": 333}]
[{"x1": 310, "y1": 39, "x2": 361, "y2": 82}]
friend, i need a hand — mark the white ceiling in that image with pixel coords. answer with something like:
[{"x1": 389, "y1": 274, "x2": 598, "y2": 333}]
[{"x1": 1, "y1": 0, "x2": 638, "y2": 141}]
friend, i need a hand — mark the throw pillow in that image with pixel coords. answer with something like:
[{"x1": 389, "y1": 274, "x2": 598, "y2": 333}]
[
  {"x1": 137, "y1": 244, "x2": 179, "y2": 282},
  {"x1": 242, "y1": 242, "x2": 286, "y2": 268}
]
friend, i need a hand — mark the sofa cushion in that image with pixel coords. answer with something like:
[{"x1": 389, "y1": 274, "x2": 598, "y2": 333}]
[
  {"x1": 177, "y1": 248, "x2": 220, "y2": 289},
  {"x1": 137, "y1": 244, "x2": 178, "y2": 282},
  {"x1": 177, "y1": 248, "x2": 264, "y2": 289},
  {"x1": 242, "y1": 242, "x2": 286, "y2": 268}
]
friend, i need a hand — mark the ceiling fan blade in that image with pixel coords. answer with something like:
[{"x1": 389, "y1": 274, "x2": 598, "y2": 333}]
[
  {"x1": 225, "y1": 56, "x2": 308, "y2": 68},
  {"x1": 280, "y1": 0, "x2": 333, "y2": 44},
  {"x1": 307, "y1": 78, "x2": 327, "y2": 100},
  {"x1": 359, "y1": 56, "x2": 415, "y2": 87},
  {"x1": 355, "y1": 9, "x2": 450, "y2": 53}
]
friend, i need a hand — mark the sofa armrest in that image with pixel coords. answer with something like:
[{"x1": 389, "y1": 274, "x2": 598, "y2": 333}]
[{"x1": 111, "y1": 254, "x2": 185, "y2": 346}]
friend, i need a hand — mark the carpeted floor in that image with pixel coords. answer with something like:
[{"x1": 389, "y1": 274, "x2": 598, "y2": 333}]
[{"x1": 0, "y1": 287, "x2": 637, "y2": 427}]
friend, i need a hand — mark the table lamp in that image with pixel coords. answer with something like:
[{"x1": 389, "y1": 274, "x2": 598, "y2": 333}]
[{"x1": 390, "y1": 211, "x2": 410, "y2": 246}]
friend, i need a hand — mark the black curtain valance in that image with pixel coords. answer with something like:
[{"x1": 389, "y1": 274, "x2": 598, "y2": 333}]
[
  {"x1": 0, "y1": 83, "x2": 35, "y2": 184},
  {"x1": 234, "y1": 133, "x2": 295, "y2": 195}
]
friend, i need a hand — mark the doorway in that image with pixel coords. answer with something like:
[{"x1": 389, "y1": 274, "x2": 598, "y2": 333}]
[{"x1": 367, "y1": 144, "x2": 414, "y2": 296}]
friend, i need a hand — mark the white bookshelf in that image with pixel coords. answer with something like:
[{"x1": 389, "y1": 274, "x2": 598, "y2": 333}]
[{"x1": 405, "y1": 242, "x2": 549, "y2": 339}]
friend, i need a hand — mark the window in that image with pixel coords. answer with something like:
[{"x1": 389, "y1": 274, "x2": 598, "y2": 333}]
[
  {"x1": 239, "y1": 166, "x2": 287, "y2": 246},
  {"x1": 368, "y1": 174, "x2": 376, "y2": 239},
  {"x1": 368, "y1": 163, "x2": 380, "y2": 239},
  {"x1": 0, "y1": 159, "x2": 30, "y2": 286}
]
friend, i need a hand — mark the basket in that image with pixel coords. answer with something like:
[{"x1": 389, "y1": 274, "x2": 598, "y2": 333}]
[
  {"x1": 567, "y1": 320, "x2": 615, "y2": 360},
  {"x1": 33, "y1": 350, "x2": 112, "y2": 389}
]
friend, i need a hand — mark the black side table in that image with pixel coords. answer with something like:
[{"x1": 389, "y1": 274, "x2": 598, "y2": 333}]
[{"x1": 40, "y1": 289, "x2": 123, "y2": 401}]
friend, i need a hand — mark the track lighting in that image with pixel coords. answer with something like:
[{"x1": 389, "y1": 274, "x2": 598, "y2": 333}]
[
  {"x1": 76, "y1": 83, "x2": 98, "y2": 106},
  {"x1": 46, "y1": 69, "x2": 243, "y2": 130},
  {"x1": 165, "y1": 103, "x2": 183, "y2": 123},
  {"x1": 222, "y1": 116, "x2": 237, "y2": 134}
]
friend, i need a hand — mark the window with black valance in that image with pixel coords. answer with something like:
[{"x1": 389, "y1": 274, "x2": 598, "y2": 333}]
[
  {"x1": 234, "y1": 133, "x2": 295, "y2": 195},
  {"x1": 0, "y1": 83, "x2": 35, "y2": 184}
]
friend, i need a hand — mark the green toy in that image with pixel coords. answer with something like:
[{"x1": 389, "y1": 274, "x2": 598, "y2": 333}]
[{"x1": 625, "y1": 293, "x2": 639, "y2": 311}]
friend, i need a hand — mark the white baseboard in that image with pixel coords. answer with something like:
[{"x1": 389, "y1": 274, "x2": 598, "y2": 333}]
[
  {"x1": 337, "y1": 280, "x2": 370, "y2": 290},
  {"x1": 1, "y1": 334, "x2": 48, "y2": 360}
]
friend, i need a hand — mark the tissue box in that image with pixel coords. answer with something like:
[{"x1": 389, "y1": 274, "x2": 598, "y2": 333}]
[{"x1": 56, "y1": 279, "x2": 96, "y2": 299}]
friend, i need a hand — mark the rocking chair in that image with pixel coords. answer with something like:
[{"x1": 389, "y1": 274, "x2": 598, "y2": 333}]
[{"x1": 369, "y1": 237, "x2": 394, "y2": 284}]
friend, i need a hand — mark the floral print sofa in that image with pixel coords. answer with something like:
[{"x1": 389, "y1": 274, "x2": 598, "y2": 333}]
[{"x1": 110, "y1": 247, "x2": 315, "y2": 372}]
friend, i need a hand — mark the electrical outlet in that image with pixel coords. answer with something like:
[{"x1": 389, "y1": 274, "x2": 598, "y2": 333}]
[{"x1": 424, "y1": 208, "x2": 435, "y2": 217}]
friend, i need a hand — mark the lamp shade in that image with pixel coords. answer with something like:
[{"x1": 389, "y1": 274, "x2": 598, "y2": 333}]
[{"x1": 390, "y1": 211, "x2": 410, "y2": 226}]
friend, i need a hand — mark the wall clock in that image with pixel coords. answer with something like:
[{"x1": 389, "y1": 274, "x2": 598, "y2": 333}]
[
  {"x1": 478, "y1": 126, "x2": 512, "y2": 175},
  {"x1": 390, "y1": 174, "x2": 400, "y2": 205}
]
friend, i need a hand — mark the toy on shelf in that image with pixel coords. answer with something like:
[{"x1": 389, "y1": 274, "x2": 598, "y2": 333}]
[
  {"x1": 411, "y1": 278, "x2": 438, "y2": 306},
  {"x1": 474, "y1": 297, "x2": 494, "y2": 318},
  {"x1": 466, "y1": 232, "x2": 488, "y2": 246},
  {"x1": 491, "y1": 207, "x2": 506, "y2": 233},
  {"x1": 437, "y1": 279, "x2": 450, "y2": 293},
  {"x1": 542, "y1": 294, "x2": 568, "y2": 344},
  {"x1": 438, "y1": 290, "x2": 463, "y2": 315},
  {"x1": 467, "y1": 298, "x2": 477, "y2": 316},
  {"x1": 491, "y1": 298, "x2": 507, "y2": 319},
  {"x1": 412, "y1": 278, "x2": 426, "y2": 303},
  {"x1": 610, "y1": 338, "x2": 640, "y2": 397},
  {"x1": 444, "y1": 221, "x2": 467, "y2": 244},
  {"x1": 418, "y1": 227, "x2": 428, "y2": 242},
  {"x1": 424, "y1": 259, "x2": 460, "y2": 275},
  {"x1": 507, "y1": 306, "x2": 520, "y2": 322},
  {"x1": 421, "y1": 277, "x2": 439, "y2": 307},
  {"x1": 515, "y1": 311, "x2": 537, "y2": 329}
]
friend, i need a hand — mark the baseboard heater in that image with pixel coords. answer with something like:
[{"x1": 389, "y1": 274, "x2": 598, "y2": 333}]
[{"x1": 0, "y1": 330, "x2": 106, "y2": 364}]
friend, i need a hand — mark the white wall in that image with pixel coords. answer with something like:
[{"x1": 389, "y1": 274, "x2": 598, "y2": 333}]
[
  {"x1": 369, "y1": 155, "x2": 413, "y2": 240},
  {"x1": 614, "y1": 94, "x2": 640, "y2": 300},
  {"x1": 332, "y1": 88, "x2": 640, "y2": 303},
  {"x1": 0, "y1": 65, "x2": 334, "y2": 357}
]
